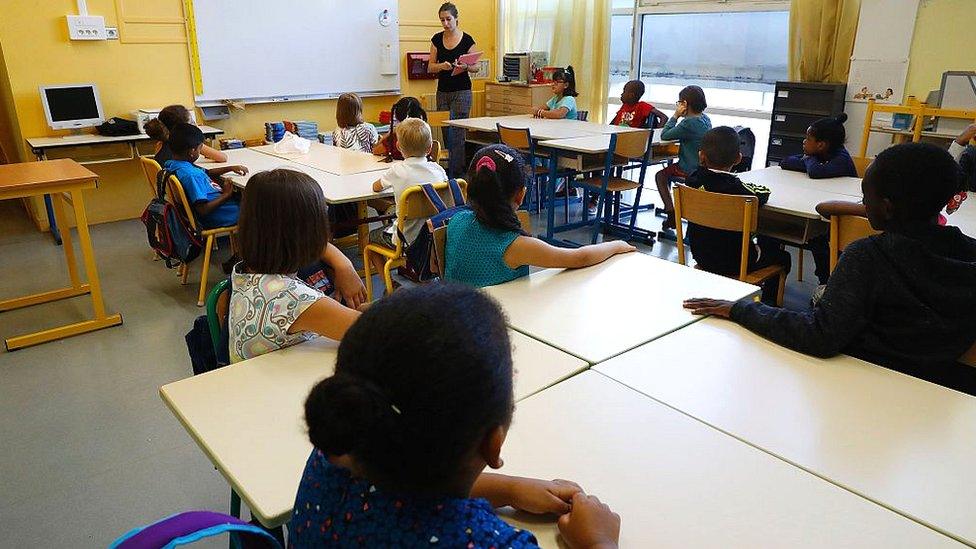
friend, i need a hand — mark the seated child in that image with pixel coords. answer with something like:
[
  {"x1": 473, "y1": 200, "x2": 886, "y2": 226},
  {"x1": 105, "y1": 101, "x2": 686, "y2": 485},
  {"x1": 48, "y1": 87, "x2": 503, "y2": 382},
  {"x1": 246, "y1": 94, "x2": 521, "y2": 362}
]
[
  {"x1": 685, "y1": 127, "x2": 791, "y2": 303},
  {"x1": 779, "y1": 113, "x2": 857, "y2": 179},
  {"x1": 534, "y1": 66, "x2": 579, "y2": 120},
  {"x1": 611, "y1": 80, "x2": 656, "y2": 128},
  {"x1": 332, "y1": 92, "x2": 379, "y2": 153},
  {"x1": 780, "y1": 113, "x2": 858, "y2": 286},
  {"x1": 684, "y1": 142, "x2": 976, "y2": 395},
  {"x1": 656, "y1": 85, "x2": 712, "y2": 229},
  {"x1": 373, "y1": 96, "x2": 427, "y2": 161},
  {"x1": 149, "y1": 104, "x2": 227, "y2": 166},
  {"x1": 947, "y1": 123, "x2": 975, "y2": 214},
  {"x1": 293, "y1": 283, "x2": 621, "y2": 548},
  {"x1": 368, "y1": 118, "x2": 447, "y2": 277},
  {"x1": 163, "y1": 123, "x2": 247, "y2": 229},
  {"x1": 230, "y1": 169, "x2": 364, "y2": 362},
  {"x1": 444, "y1": 144, "x2": 636, "y2": 287}
]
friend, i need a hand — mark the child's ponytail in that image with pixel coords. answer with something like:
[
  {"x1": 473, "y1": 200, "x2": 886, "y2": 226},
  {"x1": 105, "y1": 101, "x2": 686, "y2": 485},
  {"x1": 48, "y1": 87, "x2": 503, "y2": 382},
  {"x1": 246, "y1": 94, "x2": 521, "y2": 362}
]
[
  {"x1": 555, "y1": 65, "x2": 579, "y2": 97},
  {"x1": 466, "y1": 144, "x2": 528, "y2": 234},
  {"x1": 305, "y1": 373, "x2": 401, "y2": 457}
]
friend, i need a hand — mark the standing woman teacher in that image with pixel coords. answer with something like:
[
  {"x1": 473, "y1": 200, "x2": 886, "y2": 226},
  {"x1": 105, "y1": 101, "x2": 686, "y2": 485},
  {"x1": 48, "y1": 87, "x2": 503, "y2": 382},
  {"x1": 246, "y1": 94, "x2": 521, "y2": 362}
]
[{"x1": 429, "y1": 2, "x2": 477, "y2": 177}]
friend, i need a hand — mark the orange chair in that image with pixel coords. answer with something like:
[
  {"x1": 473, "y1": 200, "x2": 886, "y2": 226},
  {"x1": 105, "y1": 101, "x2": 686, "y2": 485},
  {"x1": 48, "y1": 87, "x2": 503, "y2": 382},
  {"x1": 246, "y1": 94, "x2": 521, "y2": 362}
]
[{"x1": 828, "y1": 214, "x2": 879, "y2": 272}]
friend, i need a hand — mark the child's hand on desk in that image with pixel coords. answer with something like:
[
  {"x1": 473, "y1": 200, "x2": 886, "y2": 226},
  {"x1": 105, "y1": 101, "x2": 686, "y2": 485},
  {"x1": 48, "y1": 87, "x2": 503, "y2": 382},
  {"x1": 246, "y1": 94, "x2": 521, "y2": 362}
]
[
  {"x1": 228, "y1": 165, "x2": 249, "y2": 176},
  {"x1": 557, "y1": 493, "x2": 621, "y2": 549},
  {"x1": 682, "y1": 298, "x2": 734, "y2": 318},
  {"x1": 508, "y1": 477, "x2": 582, "y2": 515},
  {"x1": 609, "y1": 241, "x2": 637, "y2": 256}
]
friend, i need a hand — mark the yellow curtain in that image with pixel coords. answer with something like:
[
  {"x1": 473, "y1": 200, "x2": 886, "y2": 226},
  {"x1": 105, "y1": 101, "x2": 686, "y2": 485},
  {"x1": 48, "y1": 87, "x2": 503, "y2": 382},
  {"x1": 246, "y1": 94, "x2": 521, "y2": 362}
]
[
  {"x1": 789, "y1": 0, "x2": 861, "y2": 82},
  {"x1": 502, "y1": 0, "x2": 611, "y2": 122}
]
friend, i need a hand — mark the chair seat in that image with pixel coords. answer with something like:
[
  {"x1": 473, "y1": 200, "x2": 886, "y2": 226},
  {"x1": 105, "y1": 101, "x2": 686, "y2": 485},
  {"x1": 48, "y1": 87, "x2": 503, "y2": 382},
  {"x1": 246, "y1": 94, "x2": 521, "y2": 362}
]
[
  {"x1": 578, "y1": 177, "x2": 642, "y2": 193},
  {"x1": 742, "y1": 264, "x2": 785, "y2": 285}
]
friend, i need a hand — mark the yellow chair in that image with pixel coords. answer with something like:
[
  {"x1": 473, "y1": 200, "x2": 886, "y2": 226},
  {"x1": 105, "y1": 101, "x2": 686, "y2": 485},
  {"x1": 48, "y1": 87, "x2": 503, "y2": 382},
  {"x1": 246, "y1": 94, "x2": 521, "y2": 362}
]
[
  {"x1": 497, "y1": 124, "x2": 552, "y2": 212},
  {"x1": 852, "y1": 156, "x2": 873, "y2": 178},
  {"x1": 139, "y1": 157, "x2": 162, "y2": 197},
  {"x1": 433, "y1": 210, "x2": 531, "y2": 279},
  {"x1": 828, "y1": 214, "x2": 879, "y2": 272},
  {"x1": 426, "y1": 111, "x2": 452, "y2": 167},
  {"x1": 674, "y1": 184, "x2": 788, "y2": 306},
  {"x1": 363, "y1": 179, "x2": 467, "y2": 300},
  {"x1": 166, "y1": 174, "x2": 239, "y2": 307}
]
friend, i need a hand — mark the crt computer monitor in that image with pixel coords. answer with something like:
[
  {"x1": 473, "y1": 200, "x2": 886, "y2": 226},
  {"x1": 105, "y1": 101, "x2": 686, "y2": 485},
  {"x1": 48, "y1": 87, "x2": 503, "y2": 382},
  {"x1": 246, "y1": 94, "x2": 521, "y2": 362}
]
[{"x1": 39, "y1": 84, "x2": 105, "y2": 131}]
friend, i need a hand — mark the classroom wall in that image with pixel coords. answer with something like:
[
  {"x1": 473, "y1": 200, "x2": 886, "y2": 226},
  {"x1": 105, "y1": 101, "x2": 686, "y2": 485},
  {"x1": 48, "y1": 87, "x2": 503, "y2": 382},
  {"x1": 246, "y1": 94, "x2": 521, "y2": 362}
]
[
  {"x1": 0, "y1": 0, "x2": 496, "y2": 228},
  {"x1": 904, "y1": 0, "x2": 976, "y2": 99},
  {"x1": 0, "y1": 45, "x2": 19, "y2": 165}
]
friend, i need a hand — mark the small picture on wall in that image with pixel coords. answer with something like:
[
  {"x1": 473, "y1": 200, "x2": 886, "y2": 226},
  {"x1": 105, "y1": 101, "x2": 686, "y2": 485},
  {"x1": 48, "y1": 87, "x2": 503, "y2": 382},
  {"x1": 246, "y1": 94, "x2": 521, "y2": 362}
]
[{"x1": 847, "y1": 59, "x2": 908, "y2": 104}]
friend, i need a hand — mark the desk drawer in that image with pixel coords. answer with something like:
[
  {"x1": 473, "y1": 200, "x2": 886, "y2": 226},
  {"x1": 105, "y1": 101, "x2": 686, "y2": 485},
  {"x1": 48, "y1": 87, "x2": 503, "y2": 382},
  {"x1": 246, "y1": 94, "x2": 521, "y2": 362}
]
[
  {"x1": 771, "y1": 112, "x2": 821, "y2": 137},
  {"x1": 486, "y1": 101, "x2": 532, "y2": 116},
  {"x1": 485, "y1": 87, "x2": 534, "y2": 107}
]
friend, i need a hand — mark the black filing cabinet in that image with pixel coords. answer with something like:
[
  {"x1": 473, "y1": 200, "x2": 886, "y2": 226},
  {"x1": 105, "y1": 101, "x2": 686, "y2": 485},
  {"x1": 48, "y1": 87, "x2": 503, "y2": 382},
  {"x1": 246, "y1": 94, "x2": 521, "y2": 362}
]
[{"x1": 766, "y1": 81, "x2": 846, "y2": 166}]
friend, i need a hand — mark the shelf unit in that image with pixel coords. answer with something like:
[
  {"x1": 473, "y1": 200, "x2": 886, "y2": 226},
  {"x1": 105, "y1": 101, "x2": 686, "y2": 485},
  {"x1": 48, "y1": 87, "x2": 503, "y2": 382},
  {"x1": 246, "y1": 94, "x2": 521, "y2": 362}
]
[
  {"x1": 858, "y1": 97, "x2": 976, "y2": 157},
  {"x1": 766, "y1": 81, "x2": 846, "y2": 167}
]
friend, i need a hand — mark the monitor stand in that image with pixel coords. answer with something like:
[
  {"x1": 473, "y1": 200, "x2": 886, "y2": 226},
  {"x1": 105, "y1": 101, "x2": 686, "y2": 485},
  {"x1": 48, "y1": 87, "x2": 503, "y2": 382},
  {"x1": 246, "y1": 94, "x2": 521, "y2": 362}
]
[{"x1": 60, "y1": 128, "x2": 91, "y2": 140}]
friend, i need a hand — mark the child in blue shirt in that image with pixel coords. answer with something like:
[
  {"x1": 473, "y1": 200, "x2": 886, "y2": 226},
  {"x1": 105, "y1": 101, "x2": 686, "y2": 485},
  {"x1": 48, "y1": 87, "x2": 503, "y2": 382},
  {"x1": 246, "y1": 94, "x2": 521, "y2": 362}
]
[
  {"x1": 163, "y1": 123, "x2": 246, "y2": 229},
  {"x1": 780, "y1": 113, "x2": 858, "y2": 179},
  {"x1": 656, "y1": 85, "x2": 712, "y2": 229},
  {"x1": 534, "y1": 66, "x2": 578, "y2": 120},
  {"x1": 292, "y1": 283, "x2": 621, "y2": 548},
  {"x1": 445, "y1": 144, "x2": 635, "y2": 287}
]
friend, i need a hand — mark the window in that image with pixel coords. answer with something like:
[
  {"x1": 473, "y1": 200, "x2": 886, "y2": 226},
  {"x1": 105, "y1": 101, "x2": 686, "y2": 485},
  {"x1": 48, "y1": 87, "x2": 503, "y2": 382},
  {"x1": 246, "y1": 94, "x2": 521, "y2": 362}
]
[
  {"x1": 609, "y1": 13, "x2": 634, "y2": 103},
  {"x1": 637, "y1": 11, "x2": 788, "y2": 112}
]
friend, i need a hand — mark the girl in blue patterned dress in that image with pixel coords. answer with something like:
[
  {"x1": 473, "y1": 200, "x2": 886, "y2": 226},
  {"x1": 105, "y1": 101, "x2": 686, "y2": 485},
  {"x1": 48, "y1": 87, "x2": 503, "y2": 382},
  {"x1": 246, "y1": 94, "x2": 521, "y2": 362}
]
[
  {"x1": 444, "y1": 144, "x2": 636, "y2": 288},
  {"x1": 291, "y1": 283, "x2": 621, "y2": 548}
]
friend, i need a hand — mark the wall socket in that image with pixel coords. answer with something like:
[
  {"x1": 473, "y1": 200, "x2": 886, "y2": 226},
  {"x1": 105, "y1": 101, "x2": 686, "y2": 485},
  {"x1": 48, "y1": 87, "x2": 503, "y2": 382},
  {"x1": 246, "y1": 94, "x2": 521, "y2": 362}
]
[{"x1": 105, "y1": 27, "x2": 119, "y2": 40}]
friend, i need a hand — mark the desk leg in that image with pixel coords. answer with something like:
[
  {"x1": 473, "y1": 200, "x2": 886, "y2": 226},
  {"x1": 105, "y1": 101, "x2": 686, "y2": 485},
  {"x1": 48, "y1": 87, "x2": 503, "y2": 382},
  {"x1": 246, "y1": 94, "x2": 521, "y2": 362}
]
[
  {"x1": 43, "y1": 194, "x2": 63, "y2": 245},
  {"x1": 546, "y1": 151, "x2": 558, "y2": 240},
  {"x1": 4, "y1": 189, "x2": 123, "y2": 350}
]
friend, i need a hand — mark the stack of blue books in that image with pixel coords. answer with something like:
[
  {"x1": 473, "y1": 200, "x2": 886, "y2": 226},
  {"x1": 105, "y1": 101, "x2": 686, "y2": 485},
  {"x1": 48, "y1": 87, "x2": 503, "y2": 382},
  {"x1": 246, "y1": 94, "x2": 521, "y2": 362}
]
[
  {"x1": 292, "y1": 120, "x2": 318, "y2": 141},
  {"x1": 264, "y1": 122, "x2": 286, "y2": 142}
]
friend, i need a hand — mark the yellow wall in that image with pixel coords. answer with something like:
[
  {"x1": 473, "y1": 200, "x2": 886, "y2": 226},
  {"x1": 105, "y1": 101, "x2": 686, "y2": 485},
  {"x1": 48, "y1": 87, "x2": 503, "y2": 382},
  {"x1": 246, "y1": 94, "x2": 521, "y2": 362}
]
[
  {"x1": 0, "y1": 0, "x2": 495, "y2": 228},
  {"x1": 0, "y1": 46, "x2": 20, "y2": 164},
  {"x1": 905, "y1": 0, "x2": 976, "y2": 98}
]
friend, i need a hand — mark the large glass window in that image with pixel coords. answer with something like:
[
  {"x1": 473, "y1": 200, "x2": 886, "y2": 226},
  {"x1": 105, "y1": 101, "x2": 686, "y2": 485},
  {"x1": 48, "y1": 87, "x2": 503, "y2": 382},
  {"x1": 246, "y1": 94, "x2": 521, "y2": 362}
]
[
  {"x1": 637, "y1": 11, "x2": 788, "y2": 112},
  {"x1": 609, "y1": 14, "x2": 634, "y2": 103}
]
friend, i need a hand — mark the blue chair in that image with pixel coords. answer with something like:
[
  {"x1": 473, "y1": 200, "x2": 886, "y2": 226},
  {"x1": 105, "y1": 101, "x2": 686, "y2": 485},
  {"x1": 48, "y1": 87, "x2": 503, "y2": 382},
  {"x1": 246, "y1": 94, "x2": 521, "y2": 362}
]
[
  {"x1": 497, "y1": 124, "x2": 569, "y2": 213},
  {"x1": 576, "y1": 130, "x2": 653, "y2": 244}
]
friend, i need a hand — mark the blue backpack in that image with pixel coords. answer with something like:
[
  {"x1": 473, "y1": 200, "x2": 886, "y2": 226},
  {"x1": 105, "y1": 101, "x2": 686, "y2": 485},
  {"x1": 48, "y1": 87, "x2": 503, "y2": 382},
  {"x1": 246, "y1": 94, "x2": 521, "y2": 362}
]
[
  {"x1": 400, "y1": 179, "x2": 468, "y2": 281},
  {"x1": 110, "y1": 510, "x2": 281, "y2": 548}
]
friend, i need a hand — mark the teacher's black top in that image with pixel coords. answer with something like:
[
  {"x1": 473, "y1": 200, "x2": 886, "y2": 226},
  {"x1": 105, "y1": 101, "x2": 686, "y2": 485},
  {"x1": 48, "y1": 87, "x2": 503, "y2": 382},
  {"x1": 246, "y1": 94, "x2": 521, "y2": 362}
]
[{"x1": 431, "y1": 31, "x2": 475, "y2": 93}]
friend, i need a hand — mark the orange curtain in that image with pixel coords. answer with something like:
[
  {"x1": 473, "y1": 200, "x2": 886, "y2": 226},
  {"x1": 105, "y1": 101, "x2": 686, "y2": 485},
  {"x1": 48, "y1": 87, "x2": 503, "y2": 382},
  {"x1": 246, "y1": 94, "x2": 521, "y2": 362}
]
[{"x1": 789, "y1": 0, "x2": 861, "y2": 82}]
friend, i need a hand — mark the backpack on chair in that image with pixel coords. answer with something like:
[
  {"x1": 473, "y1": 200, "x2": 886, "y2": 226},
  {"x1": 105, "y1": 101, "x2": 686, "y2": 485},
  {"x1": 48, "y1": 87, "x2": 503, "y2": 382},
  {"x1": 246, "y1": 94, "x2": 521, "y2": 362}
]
[
  {"x1": 141, "y1": 169, "x2": 203, "y2": 268},
  {"x1": 400, "y1": 179, "x2": 468, "y2": 282},
  {"x1": 731, "y1": 126, "x2": 756, "y2": 173}
]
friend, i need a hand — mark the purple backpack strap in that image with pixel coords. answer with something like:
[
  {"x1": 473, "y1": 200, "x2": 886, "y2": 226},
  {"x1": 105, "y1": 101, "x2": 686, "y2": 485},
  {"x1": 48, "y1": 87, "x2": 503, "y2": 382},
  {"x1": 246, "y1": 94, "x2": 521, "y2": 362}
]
[{"x1": 110, "y1": 510, "x2": 280, "y2": 549}]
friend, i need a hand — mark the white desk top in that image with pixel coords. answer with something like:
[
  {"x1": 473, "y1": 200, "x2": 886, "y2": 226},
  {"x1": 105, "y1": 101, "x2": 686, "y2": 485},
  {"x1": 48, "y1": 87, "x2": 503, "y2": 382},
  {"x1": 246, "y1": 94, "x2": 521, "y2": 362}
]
[
  {"x1": 537, "y1": 129, "x2": 673, "y2": 154},
  {"x1": 253, "y1": 143, "x2": 394, "y2": 176},
  {"x1": 500, "y1": 371, "x2": 962, "y2": 548},
  {"x1": 160, "y1": 330, "x2": 587, "y2": 526},
  {"x1": 201, "y1": 148, "x2": 390, "y2": 205},
  {"x1": 26, "y1": 125, "x2": 223, "y2": 149},
  {"x1": 448, "y1": 115, "x2": 642, "y2": 141},
  {"x1": 482, "y1": 253, "x2": 759, "y2": 364},
  {"x1": 740, "y1": 166, "x2": 863, "y2": 198},
  {"x1": 595, "y1": 318, "x2": 976, "y2": 546}
]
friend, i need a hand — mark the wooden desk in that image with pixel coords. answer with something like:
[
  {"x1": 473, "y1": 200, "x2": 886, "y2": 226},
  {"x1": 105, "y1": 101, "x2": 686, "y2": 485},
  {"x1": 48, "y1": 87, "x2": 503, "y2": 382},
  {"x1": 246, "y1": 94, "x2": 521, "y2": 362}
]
[
  {"x1": 0, "y1": 160, "x2": 122, "y2": 349},
  {"x1": 500, "y1": 371, "x2": 962, "y2": 548},
  {"x1": 483, "y1": 253, "x2": 759, "y2": 364},
  {"x1": 595, "y1": 318, "x2": 976, "y2": 546},
  {"x1": 160, "y1": 330, "x2": 587, "y2": 527},
  {"x1": 448, "y1": 115, "x2": 641, "y2": 142},
  {"x1": 252, "y1": 143, "x2": 394, "y2": 176},
  {"x1": 25, "y1": 127, "x2": 224, "y2": 245},
  {"x1": 739, "y1": 166, "x2": 862, "y2": 199}
]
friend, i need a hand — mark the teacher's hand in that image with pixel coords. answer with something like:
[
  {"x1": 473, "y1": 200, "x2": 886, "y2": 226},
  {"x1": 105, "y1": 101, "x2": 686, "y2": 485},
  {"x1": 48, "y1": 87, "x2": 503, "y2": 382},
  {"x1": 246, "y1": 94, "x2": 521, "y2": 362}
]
[{"x1": 454, "y1": 62, "x2": 468, "y2": 71}]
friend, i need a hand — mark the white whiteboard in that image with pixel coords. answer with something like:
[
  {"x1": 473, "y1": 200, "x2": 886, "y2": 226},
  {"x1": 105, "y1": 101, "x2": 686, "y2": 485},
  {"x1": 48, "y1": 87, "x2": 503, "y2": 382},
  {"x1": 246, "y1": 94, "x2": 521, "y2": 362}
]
[{"x1": 191, "y1": 0, "x2": 400, "y2": 105}]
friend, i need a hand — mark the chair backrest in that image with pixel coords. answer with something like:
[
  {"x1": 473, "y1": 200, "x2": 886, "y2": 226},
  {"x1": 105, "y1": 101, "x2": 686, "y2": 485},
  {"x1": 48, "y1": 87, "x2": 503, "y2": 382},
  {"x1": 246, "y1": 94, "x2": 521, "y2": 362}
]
[
  {"x1": 647, "y1": 108, "x2": 669, "y2": 129},
  {"x1": 167, "y1": 174, "x2": 200, "y2": 231},
  {"x1": 852, "y1": 156, "x2": 873, "y2": 178},
  {"x1": 673, "y1": 184, "x2": 759, "y2": 280},
  {"x1": 829, "y1": 214, "x2": 878, "y2": 272},
  {"x1": 427, "y1": 110, "x2": 451, "y2": 128},
  {"x1": 497, "y1": 124, "x2": 533, "y2": 150},
  {"x1": 205, "y1": 278, "x2": 231, "y2": 362},
  {"x1": 139, "y1": 157, "x2": 161, "y2": 196},
  {"x1": 613, "y1": 129, "x2": 653, "y2": 160},
  {"x1": 394, "y1": 179, "x2": 468, "y2": 253},
  {"x1": 577, "y1": 110, "x2": 589, "y2": 121}
]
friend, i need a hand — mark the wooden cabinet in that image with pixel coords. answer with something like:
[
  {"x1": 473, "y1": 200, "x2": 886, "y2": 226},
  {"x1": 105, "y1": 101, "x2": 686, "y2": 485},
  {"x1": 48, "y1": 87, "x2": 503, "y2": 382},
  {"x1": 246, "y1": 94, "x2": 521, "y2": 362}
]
[{"x1": 484, "y1": 82, "x2": 551, "y2": 116}]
